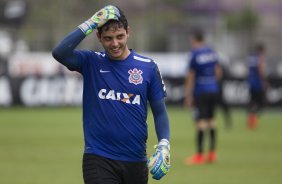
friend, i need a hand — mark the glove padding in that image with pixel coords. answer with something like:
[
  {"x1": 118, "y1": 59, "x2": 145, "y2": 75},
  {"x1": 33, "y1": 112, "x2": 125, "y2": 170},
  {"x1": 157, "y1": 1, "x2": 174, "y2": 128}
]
[
  {"x1": 78, "y1": 5, "x2": 120, "y2": 35},
  {"x1": 90, "y1": 5, "x2": 120, "y2": 28},
  {"x1": 147, "y1": 139, "x2": 170, "y2": 180}
]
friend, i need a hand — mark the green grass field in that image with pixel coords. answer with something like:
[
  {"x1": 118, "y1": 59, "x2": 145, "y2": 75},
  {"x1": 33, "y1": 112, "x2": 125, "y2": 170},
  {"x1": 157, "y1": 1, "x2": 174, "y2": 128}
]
[{"x1": 0, "y1": 106, "x2": 281, "y2": 184}]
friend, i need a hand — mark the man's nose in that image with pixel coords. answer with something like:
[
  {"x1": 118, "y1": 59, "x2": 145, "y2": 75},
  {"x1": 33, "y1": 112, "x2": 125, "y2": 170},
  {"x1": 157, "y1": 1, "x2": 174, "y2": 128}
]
[{"x1": 111, "y1": 39, "x2": 119, "y2": 46}]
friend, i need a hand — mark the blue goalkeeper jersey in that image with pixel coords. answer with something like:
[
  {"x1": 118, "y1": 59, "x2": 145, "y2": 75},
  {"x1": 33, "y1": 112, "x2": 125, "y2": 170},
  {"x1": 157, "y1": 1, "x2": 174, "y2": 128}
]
[
  {"x1": 248, "y1": 55, "x2": 263, "y2": 91},
  {"x1": 73, "y1": 50, "x2": 166, "y2": 162},
  {"x1": 188, "y1": 46, "x2": 219, "y2": 97}
]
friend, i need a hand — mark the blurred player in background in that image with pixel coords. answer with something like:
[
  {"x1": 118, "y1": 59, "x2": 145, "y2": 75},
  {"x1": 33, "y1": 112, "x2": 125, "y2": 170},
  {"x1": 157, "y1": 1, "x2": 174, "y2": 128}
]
[
  {"x1": 247, "y1": 43, "x2": 267, "y2": 129},
  {"x1": 184, "y1": 29, "x2": 222, "y2": 165},
  {"x1": 52, "y1": 5, "x2": 170, "y2": 183}
]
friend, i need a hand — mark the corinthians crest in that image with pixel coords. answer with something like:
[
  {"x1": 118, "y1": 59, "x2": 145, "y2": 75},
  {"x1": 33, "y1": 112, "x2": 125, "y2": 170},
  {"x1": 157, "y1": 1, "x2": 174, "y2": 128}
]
[{"x1": 128, "y1": 68, "x2": 143, "y2": 85}]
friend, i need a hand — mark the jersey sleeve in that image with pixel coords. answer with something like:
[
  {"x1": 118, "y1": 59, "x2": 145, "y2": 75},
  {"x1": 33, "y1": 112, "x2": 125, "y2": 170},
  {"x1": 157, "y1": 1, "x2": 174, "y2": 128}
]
[
  {"x1": 73, "y1": 50, "x2": 95, "y2": 74},
  {"x1": 188, "y1": 52, "x2": 197, "y2": 71},
  {"x1": 148, "y1": 63, "x2": 167, "y2": 101}
]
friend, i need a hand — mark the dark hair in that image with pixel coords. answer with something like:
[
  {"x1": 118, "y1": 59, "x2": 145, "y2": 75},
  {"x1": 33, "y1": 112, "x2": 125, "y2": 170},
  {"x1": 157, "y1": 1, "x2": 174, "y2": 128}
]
[
  {"x1": 254, "y1": 43, "x2": 265, "y2": 53},
  {"x1": 191, "y1": 28, "x2": 204, "y2": 42},
  {"x1": 97, "y1": 6, "x2": 128, "y2": 35}
]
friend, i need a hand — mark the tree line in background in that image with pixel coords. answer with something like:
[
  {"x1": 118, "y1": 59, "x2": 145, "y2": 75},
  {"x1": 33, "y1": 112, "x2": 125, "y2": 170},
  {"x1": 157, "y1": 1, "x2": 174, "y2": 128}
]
[{"x1": 0, "y1": 0, "x2": 266, "y2": 55}]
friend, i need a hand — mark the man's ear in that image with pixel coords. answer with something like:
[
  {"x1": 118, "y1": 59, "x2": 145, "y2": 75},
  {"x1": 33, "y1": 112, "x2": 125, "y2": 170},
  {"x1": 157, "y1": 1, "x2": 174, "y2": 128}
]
[
  {"x1": 96, "y1": 32, "x2": 101, "y2": 42},
  {"x1": 126, "y1": 26, "x2": 130, "y2": 38}
]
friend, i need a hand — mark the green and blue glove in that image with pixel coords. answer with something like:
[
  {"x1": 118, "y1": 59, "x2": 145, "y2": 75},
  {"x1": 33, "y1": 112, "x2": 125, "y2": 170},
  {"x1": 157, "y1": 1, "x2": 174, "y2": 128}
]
[
  {"x1": 147, "y1": 139, "x2": 170, "y2": 180},
  {"x1": 78, "y1": 5, "x2": 120, "y2": 35}
]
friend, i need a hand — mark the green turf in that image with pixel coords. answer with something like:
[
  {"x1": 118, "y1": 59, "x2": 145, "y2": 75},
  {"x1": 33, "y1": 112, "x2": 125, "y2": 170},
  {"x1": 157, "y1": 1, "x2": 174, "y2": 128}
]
[{"x1": 0, "y1": 106, "x2": 281, "y2": 184}]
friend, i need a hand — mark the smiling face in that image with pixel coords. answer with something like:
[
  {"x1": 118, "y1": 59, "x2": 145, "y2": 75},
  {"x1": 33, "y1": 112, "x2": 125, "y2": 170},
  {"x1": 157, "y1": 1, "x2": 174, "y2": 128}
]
[{"x1": 97, "y1": 25, "x2": 130, "y2": 60}]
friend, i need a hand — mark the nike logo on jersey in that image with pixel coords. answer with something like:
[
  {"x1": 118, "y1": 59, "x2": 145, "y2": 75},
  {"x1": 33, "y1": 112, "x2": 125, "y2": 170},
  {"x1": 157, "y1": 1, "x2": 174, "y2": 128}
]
[
  {"x1": 100, "y1": 69, "x2": 111, "y2": 73},
  {"x1": 98, "y1": 89, "x2": 140, "y2": 105}
]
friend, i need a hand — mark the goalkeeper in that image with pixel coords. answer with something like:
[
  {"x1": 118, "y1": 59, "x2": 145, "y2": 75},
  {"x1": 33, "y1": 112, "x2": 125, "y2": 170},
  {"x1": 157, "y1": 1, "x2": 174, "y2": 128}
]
[{"x1": 52, "y1": 5, "x2": 170, "y2": 184}]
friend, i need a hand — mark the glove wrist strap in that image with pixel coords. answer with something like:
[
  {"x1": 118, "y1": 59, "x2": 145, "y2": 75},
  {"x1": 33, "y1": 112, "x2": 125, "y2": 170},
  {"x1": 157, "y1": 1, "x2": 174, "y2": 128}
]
[
  {"x1": 78, "y1": 19, "x2": 97, "y2": 36},
  {"x1": 158, "y1": 139, "x2": 170, "y2": 150}
]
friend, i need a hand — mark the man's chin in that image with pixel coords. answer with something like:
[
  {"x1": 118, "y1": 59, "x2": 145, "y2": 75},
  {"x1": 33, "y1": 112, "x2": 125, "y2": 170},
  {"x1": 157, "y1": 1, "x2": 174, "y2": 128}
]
[{"x1": 109, "y1": 52, "x2": 123, "y2": 60}]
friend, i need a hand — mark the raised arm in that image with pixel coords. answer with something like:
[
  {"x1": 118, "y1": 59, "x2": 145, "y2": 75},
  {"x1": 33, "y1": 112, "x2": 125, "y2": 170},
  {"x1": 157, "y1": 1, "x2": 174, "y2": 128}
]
[
  {"x1": 52, "y1": 5, "x2": 120, "y2": 71},
  {"x1": 52, "y1": 29, "x2": 85, "y2": 71}
]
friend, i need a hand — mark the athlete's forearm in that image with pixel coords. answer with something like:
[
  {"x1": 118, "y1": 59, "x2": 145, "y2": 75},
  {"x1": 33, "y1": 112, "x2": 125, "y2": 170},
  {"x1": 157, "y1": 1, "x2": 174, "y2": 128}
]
[
  {"x1": 185, "y1": 70, "x2": 195, "y2": 98},
  {"x1": 150, "y1": 99, "x2": 170, "y2": 141},
  {"x1": 52, "y1": 6, "x2": 120, "y2": 70},
  {"x1": 258, "y1": 58, "x2": 266, "y2": 80},
  {"x1": 52, "y1": 28, "x2": 86, "y2": 70},
  {"x1": 215, "y1": 64, "x2": 223, "y2": 81}
]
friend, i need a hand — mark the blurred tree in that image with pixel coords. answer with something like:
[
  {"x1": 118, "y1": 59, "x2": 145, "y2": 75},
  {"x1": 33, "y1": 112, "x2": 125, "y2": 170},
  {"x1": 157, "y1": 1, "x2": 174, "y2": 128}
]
[
  {"x1": 141, "y1": 0, "x2": 189, "y2": 51},
  {"x1": 224, "y1": 6, "x2": 259, "y2": 55},
  {"x1": 15, "y1": 0, "x2": 198, "y2": 52},
  {"x1": 225, "y1": 6, "x2": 258, "y2": 30}
]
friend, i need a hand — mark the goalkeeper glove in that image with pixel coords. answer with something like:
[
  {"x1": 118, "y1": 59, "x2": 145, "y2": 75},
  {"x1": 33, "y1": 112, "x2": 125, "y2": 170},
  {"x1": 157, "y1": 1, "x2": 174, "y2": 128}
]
[
  {"x1": 147, "y1": 139, "x2": 170, "y2": 180},
  {"x1": 78, "y1": 5, "x2": 120, "y2": 35}
]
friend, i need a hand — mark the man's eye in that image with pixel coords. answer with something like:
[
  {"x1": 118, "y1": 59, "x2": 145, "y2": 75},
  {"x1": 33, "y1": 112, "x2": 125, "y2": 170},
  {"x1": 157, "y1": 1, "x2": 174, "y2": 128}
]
[{"x1": 117, "y1": 35, "x2": 124, "y2": 39}]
